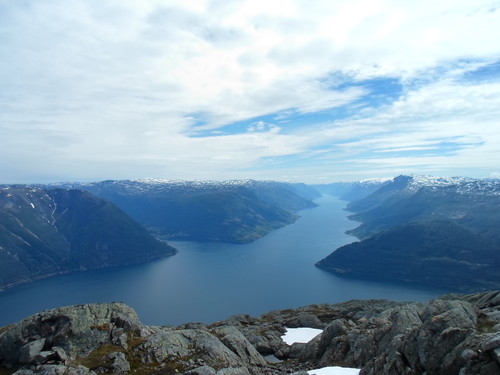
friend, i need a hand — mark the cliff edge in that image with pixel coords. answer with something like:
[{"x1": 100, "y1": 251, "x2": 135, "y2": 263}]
[{"x1": 1, "y1": 291, "x2": 500, "y2": 374}]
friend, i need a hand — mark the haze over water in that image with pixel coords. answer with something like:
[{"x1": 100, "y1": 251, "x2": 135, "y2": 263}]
[{"x1": 0, "y1": 195, "x2": 446, "y2": 327}]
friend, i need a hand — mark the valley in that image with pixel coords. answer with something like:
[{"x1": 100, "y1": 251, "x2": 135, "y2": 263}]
[{"x1": 1, "y1": 174, "x2": 499, "y2": 323}]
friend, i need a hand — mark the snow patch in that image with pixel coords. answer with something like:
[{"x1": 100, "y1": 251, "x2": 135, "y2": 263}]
[
  {"x1": 281, "y1": 327, "x2": 323, "y2": 345},
  {"x1": 30, "y1": 202, "x2": 35, "y2": 208},
  {"x1": 307, "y1": 366, "x2": 360, "y2": 375}
]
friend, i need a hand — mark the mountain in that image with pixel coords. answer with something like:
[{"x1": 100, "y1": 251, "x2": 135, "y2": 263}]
[
  {"x1": 317, "y1": 220, "x2": 500, "y2": 291},
  {"x1": 1, "y1": 290, "x2": 499, "y2": 374},
  {"x1": 314, "y1": 179, "x2": 388, "y2": 201},
  {"x1": 316, "y1": 175, "x2": 500, "y2": 292},
  {"x1": 0, "y1": 186, "x2": 177, "y2": 291},
  {"x1": 52, "y1": 179, "x2": 319, "y2": 243},
  {"x1": 346, "y1": 175, "x2": 500, "y2": 240}
]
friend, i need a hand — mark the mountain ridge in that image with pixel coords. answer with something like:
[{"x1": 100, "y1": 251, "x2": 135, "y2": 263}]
[
  {"x1": 0, "y1": 186, "x2": 177, "y2": 291},
  {"x1": 317, "y1": 174, "x2": 500, "y2": 292},
  {"x1": 50, "y1": 179, "x2": 319, "y2": 243}
]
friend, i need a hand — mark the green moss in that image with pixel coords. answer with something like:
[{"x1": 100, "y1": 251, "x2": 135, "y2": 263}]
[
  {"x1": 74, "y1": 343, "x2": 124, "y2": 370},
  {"x1": 476, "y1": 316, "x2": 497, "y2": 333},
  {"x1": 72, "y1": 330, "x2": 192, "y2": 375},
  {"x1": 127, "y1": 331, "x2": 146, "y2": 349},
  {"x1": 0, "y1": 366, "x2": 16, "y2": 375},
  {"x1": 91, "y1": 323, "x2": 111, "y2": 332},
  {"x1": 0, "y1": 325, "x2": 13, "y2": 336}
]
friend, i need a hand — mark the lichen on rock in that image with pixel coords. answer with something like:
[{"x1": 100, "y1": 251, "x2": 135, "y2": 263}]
[{"x1": 1, "y1": 291, "x2": 500, "y2": 374}]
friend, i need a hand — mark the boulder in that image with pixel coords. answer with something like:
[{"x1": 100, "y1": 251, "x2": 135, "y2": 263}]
[
  {"x1": 212, "y1": 326, "x2": 267, "y2": 366},
  {"x1": 12, "y1": 365, "x2": 96, "y2": 375},
  {"x1": 184, "y1": 365, "x2": 217, "y2": 375},
  {"x1": 19, "y1": 338, "x2": 46, "y2": 364},
  {"x1": 216, "y1": 368, "x2": 251, "y2": 375},
  {"x1": 482, "y1": 332, "x2": 500, "y2": 351},
  {"x1": 3, "y1": 291, "x2": 500, "y2": 375},
  {"x1": 107, "y1": 352, "x2": 130, "y2": 374},
  {"x1": 0, "y1": 302, "x2": 142, "y2": 368}
]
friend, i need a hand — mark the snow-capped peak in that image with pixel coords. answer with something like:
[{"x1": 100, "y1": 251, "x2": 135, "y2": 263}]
[{"x1": 396, "y1": 175, "x2": 500, "y2": 196}]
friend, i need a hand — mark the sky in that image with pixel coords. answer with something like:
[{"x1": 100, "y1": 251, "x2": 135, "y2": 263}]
[{"x1": 1, "y1": 0, "x2": 500, "y2": 184}]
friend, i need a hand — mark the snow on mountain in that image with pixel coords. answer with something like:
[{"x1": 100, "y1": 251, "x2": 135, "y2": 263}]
[
  {"x1": 49, "y1": 178, "x2": 299, "y2": 195},
  {"x1": 401, "y1": 175, "x2": 500, "y2": 196}
]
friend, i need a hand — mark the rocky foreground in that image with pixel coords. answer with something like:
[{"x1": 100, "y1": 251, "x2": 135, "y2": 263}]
[{"x1": 1, "y1": 291, "x2": 500, "y2": 375}]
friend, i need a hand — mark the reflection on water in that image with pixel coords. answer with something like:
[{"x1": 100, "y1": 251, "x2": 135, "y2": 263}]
[{"x1": 0, "y1": 195, "x2": 447, "y2": 327}]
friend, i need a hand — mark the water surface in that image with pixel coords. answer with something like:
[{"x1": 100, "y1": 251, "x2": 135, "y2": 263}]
[{"x1": 0, "y1": 195, "x2": 447, "y2": 326}]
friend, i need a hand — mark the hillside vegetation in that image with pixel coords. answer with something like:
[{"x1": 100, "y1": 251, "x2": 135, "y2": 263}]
[
  {"x1": 56, "y1": 180, "x2": 319, "y2": 243},
  {"x1": 0, "y1": 186, "x2": 176, "y2": 290},
  {"x1": 317, "y1": 175, "x2": 500, "y2": 292}
]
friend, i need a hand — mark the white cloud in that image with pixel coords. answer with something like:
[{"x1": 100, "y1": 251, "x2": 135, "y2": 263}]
[{"x1": 0, "y1": 0, "x2": 499, "y2": 182}]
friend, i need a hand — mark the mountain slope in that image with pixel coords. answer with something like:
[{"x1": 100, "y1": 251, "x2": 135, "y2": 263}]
[
  {"x1": 346, "y1": 175, "x2": 500, "y2": 240},
  {"x1": 314, "y1": 179, "x2": 388, "y2": 201},
  {"x1": 0, "y1": 186, "x2": 177, "y2": 290},
  {"x1": 317, "y1": 220, "x2": 500, "y2": 291},
  {"x1": 316, "y1": 175, "x2": 500, "y2": 292},
  {"x1": 54, "y1": 179, "x2": 318, "y2": 243}
]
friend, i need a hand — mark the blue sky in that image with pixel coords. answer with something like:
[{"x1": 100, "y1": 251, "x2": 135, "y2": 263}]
[{"x1": 1, "y1": 0, "x2": 499, "y2": 183}]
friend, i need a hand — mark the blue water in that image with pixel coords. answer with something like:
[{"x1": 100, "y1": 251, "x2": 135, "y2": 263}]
[{"x1": 0, "y1": 195, "x2": 447, "y2": 327}]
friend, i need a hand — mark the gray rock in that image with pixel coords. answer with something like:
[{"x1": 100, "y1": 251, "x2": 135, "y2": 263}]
[
  {"x1": 35, "y1": 351, "x2": 58, "y2": 365},
  {"x1": 11, "y1": 369, "x2": 36, "y2": 375},
  {"x1": 297, "y1": 313, "x2": 323, "y2": 329},
  {"x1": 14, "y1": 365, "x2": 97, "y2": 375},
  {"x1": 39, "y1": 365, "x2": 74, "y2": 375},
  {"x1": 108, "y1": 352, "x2": 130, "y2": 373},
  {"x1": 185, "y1": 366, "x2": 217, "y2": 375},
  {"x1": 0, "y1": 302, "x2": 142, "y2": 367},
  {"x1": 482, "y1": 332, "x2": 500, "y2": 351},
  {"x1": 52, "y1": 346, "x2": 69, "y2": 364},
  {"x1": 239, "y1": 324, "x2": 284, "y2": 356},
  {"x1": 461, "y1": 348, "x2": 478, "y2": 361},
  {"x1": 492, "y1": 348, "x2": 500, "y2": 366},
  {"x1": 4, "y1": 291, "x2": 500, "y2": 375},
  {"x1": 111, "y1": 328, "x2": 128, "y2": 349},
  {"x1": 138, "y1": 327, "x2": 192, "y2": 363},
  {"x1": 19, "y1": 338, "x2": 46, "y2": 364},
  {"x1": 213, "y1": 326, "x2": 267, "y2": 366},
  {"x1": 138, "y1": 327, "x2": 244, "y2": 368},
  {"x1": 216, "y1": 368, "x2": 251, "y2": 375},
  {"x1": 288, "y1": 342, "x2": 306, "y2": 359},
  {"x1": 317, "y1": 319, "x2": 348, "y2": 357},
  {"x1": 182, "y1": 329, "x2": 244, "y2": 367}
]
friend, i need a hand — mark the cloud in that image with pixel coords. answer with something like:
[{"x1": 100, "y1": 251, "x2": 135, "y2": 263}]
[{"x1": 0, "y1": 0, "x2": 499, "y2": 182}]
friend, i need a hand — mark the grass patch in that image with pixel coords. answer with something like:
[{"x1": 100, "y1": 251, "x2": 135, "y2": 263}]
[
  {"x1": 74, "y1": 343, "x2": 125, "y2": 370},
  {"x1": 0, "y1": 325, "x2": 13, "y2": 336},
  {"x1": 0, "y1": 367, "x2": 16, "y2": 375},
  {"x1": 73, "y1": 331, "x2": 189, "y2": 375},
  {"x1": 92, "y1": 323, "x2": 111, "y2": 332},
  {"x1": 477, "y1": 316, "x2": 497, "y2": 333}
]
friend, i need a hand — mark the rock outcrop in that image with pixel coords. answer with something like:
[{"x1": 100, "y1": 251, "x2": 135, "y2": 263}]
[{"x1": 1, "y1": 292, "x2": 500, "y2": 375}]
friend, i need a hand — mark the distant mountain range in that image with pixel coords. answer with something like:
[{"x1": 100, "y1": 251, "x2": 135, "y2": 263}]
[
  {"x1": 0, "y1": 186, "x2": 177, "y2": 291},
  {"x1": 3, "y1": 175, "x2": 498, "y2": 293},
  {"x1": 313, "y1": 179, "x2": 388, "y2": 201},
  {"x1": 0, "y1": 180, "x2": 319, "y2": 290},
  {"x1": 316, "y1": 175, "x2": 500, "y2": 292},
  {"x1": 51, "y1": 179, "x2": 319, "y2": 243}
]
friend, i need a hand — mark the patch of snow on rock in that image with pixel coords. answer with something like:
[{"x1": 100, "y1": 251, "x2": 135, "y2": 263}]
[
  {"x1": 307, "y1": 366, "x2": 360, "y2": 375},
  {"x1": 281, "y1": 327, "x2": 323, "y2": 345}
]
